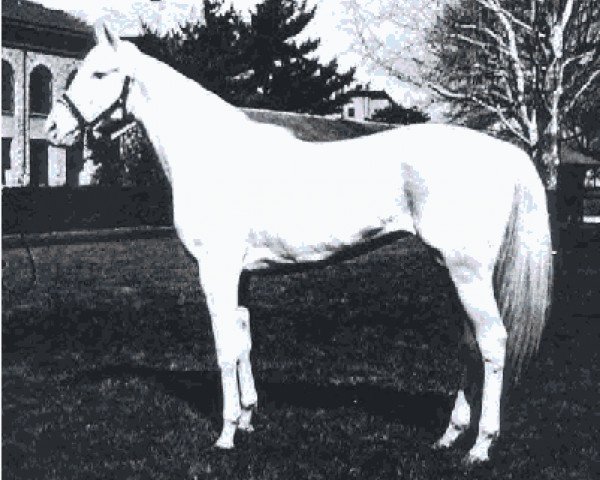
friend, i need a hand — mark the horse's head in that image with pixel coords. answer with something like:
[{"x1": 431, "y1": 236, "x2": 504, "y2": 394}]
[{"x1": 46, "y1": 22, "x2": 136, "y2": 147}]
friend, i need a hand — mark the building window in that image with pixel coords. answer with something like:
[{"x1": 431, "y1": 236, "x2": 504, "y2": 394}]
[
  {"x1": 2, "y1": 137, "x2": 12, "y2": 185},
  {"x1": 30, "y1": 64, "x2": 53, "y2": 115},
  {"x1": 30, "y1": 139, "x2": 49, "y2": 187},
  {"x1": 348, "y1": 107, "x2": 355, "y2": 118},
  {"x1": 584, "y1": 167, "x2": 600, "y2": 189},
  {"x1": 2, "y1": 60, "x2": 14, "y2": 114}
]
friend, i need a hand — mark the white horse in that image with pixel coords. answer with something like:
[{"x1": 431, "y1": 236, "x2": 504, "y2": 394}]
[{"x1": 46, "y1": 24, "x2": 553, "y2": 464}]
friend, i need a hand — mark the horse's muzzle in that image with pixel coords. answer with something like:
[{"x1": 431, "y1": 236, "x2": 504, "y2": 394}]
[{"x1": 44, "y1": 105, "x2": 81, "y2": 147}]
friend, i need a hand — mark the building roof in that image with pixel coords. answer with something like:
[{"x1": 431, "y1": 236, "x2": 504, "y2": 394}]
[
  {"x1": 347, "y1": 89, "x2": 392, "y2": 101},
  {"x1": 2, "y1": 0, "x2": 92, "y2": 34},
  {"x1": 2, "y1": 0, "x2": 94, "y2": 56}
]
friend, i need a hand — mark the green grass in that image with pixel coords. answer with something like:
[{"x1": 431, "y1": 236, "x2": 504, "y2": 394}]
[{"x1": 3, "y1": 235, "x2": 599, "y2": 479}]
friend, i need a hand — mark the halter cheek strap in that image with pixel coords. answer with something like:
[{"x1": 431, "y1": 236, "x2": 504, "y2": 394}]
[
  {"x1": 59, "y1": 92, "x2": 87, "y2": 127},
  {"x1": 59, "y1": 76, "x2": 132, "y2": 134}
]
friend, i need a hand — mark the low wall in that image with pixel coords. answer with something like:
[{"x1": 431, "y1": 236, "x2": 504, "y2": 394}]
[{"x1": 2, "y1": 185, "x2": 173, "y2": 234}]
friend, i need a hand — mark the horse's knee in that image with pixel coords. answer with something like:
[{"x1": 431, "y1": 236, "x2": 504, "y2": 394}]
[
  {"x1": 236, "y1": 306, "x2": 251, "y2": 348},
  {"x1": 213, "y1": 307, "x2": 252, "y2": 369}
]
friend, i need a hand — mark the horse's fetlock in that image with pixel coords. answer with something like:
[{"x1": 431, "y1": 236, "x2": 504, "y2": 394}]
[
  {"x1": 482, "y1": 430, "x2": 499, "y2": 440},
  {"x1": 483, "y1": 357, "x2": 504, "y2": 373}
]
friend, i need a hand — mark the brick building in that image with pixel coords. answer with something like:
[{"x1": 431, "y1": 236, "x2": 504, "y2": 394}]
[{"x1": 2, "y1": 0, "x2": 95, "y2": 188}]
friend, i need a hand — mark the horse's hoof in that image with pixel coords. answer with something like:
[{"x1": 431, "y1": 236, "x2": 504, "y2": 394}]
[
  {"x1": 432, "y1": 426, "x2": 464, "y2": 450},
  {"x1": 214, "y1": 432, "x2": 233, "y2": 450},
  {"x1": 213, "y1": 438, "x2": 234, "y2": 450},
  {"x1": 462, "y1": 451, "x2": 488, "y2": 466},
  {"x1": 463, "y1": 432, "x2": 495, "y2": 465},
  {"x1": 213, "y1": 420, "x2": 237, "y2": 449},
  {"x1": 432, "y1": 439, "x2": 450, "y2": 450},
  {"x1": 238, "y1": 423, "x2": 254, "y2": 433}
]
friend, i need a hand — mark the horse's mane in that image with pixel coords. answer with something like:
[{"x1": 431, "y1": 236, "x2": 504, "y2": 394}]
[
  {"x1": 126, "y1": 41, "x2": 243, "y2": 124},
  {"x1": 125, "y1": 41, "x2": 299, "y2": 151}
]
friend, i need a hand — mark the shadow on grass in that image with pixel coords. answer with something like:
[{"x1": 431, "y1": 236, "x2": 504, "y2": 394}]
[{"x1": 77, "y1": 364, "x2": 453, "y2": 432}]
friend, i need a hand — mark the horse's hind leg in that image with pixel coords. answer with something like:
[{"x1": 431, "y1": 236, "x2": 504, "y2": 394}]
[
  {"x1": 434, "y1": 321, "x2": 479, "y2": 449},
  {"x1": 447, "y1": 262, "x2": 506, "y2": 464}
]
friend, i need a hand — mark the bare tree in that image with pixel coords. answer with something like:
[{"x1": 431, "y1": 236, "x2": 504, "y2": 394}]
[{"x1": 346, "y1": 0, "x2": 600, "y2": 189}]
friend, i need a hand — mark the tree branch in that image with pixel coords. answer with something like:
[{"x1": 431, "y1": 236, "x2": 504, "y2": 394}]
[{"x1": 565, "y1": 68, "x2": 600, "y2": 113}]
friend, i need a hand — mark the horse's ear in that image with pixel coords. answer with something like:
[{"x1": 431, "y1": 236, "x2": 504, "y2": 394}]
[{"x1": 95, "y1": 21, "x2": 121, "y2": 51}]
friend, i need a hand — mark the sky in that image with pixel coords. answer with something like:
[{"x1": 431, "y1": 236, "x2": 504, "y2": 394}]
[{"x1": 33, "y1": 0, "x2": 439, "y2": 110}]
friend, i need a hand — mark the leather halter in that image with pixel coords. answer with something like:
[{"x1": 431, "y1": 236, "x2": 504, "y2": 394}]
[{"x1": 59, "y1": 76, "x2": 132, "y2": 140}]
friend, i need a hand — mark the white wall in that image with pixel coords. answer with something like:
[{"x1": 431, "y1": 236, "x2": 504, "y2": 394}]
[{"x1": 342, "y1": 96, "x2": 392, "y2": 121}]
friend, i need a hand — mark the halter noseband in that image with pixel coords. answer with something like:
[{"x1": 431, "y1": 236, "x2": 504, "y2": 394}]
[{"x1": 59, "y1": 75, "x2": 132, "y2": 139}]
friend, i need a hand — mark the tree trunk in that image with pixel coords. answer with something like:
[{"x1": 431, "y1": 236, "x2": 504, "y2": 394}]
[
  {"x1": 535, "y1": 125, "x2": 560, "y2": 252},
  {"x1": 535, "y1": 96, "x2": 561, "y2": 190},
  {"x1": 536, "y1": 135, "x2": 560, "y2": 191}
]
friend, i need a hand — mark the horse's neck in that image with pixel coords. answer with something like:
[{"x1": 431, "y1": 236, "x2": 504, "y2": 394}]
[{"x1": 126, "y1": 52, "x2": 244, "y2": 185}]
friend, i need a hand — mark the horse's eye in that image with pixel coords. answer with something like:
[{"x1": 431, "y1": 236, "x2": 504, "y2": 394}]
[{"x1": 92, "y1": 72, "x2": 108, "y2": 79}]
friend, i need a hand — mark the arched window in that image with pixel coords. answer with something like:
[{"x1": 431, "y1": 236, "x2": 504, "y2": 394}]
[
  {"x1": 29, "y1": 64, "x2": 53, "y2": 115},
  {"x1": 65, "y1": 69, "x2": 78, "y2": 90},
  {"x1": 2, "y1": 60, "x2": 14, "y2": 114}
]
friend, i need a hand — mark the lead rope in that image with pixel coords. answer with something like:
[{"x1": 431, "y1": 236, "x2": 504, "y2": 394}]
[{"x1": 4, "y1": 76, "x2": 133, "y2": 297}]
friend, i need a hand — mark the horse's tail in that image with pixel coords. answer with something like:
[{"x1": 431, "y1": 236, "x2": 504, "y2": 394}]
[{"x1": 495, "y1": 157, "x2": 553, "y2": 379}]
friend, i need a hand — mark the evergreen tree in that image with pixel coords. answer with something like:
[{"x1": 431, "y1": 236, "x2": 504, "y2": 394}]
[
  {"x1": 244, "y1": 0, "x2": 355, "y2": 114},
  {"x1": 135, "y1": 0, "x2": 354, "y2": 114},
  {"x1": 134, "y1": 0, "x2": 252, "y2": 104}
]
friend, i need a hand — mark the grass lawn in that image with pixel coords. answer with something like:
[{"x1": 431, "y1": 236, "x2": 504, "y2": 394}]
[{"x1": 3, "y1": 234, "x2": 599, "y2": 479}]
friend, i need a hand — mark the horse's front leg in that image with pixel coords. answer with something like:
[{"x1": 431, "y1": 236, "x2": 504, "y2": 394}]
[
  {"x1": 198, "y1": 253, "x2": 256, "y2": 449},
  {"x1": 236, "y1": 272, "x2": 258, "y2": 432}
]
